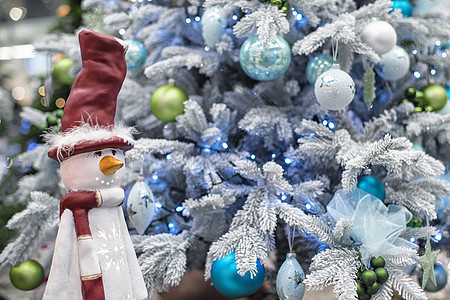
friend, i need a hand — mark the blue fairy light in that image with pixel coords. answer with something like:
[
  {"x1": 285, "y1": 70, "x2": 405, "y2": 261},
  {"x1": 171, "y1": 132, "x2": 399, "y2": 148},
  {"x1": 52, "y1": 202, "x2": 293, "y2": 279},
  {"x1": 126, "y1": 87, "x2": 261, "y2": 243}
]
[
  {"x1": 155, "y1": 203, "x2": 162, "y2": 209},
  {"x1": 175, "y1": 206, "x2": 183, "y2": 212},
  {"x1": 434, "y1": 231, "x2": 443, "y2": 241},
  {"x1": 410, "y1": 237, "x2": 416, "y2": 243},
  {"x1": 19, "y1": 119, "x2": 31, "y2": 134},
  {"x1": 168, "y1": 223, "x2": 174, "y2": 228},
  {"x1": 27, "y1": 142, "x2": 38, "y2": 151},
  {"x1": 280, "y1": 194, "x2": 287, "y2": 201},
  {"x1": 222, "y1": 142, "x2": 229, "y2": 149},
  {"x1": 413, "y1": 71, "x2": 421, "y2": 78},
  {"x1": 322, "y1": 120, "x2": 328, "y2": 126},
  {"x1": 119, "y1": 28, "x2": 126, "y2": 35},
  {"x1": 430, "y1": 69, "x2": 436, "y2": 75},
  {"x1": 151, "y1": 174, "x2": 159, "y2": 183},
  {"x1": 166, "y1": 153, "x2": 172, "y2": 160},
  {"x1": 232, "y1": 15, "x2": 238, "y2": 20},
  {"x1": 194, "y1": 16, "x2": 200, "y2": 22},
  {"x1": 412, "y1": 49, "x2": 417, "y2": 54},
  {"x1": 186, "y1": 18, "x2": 192, "y2": 24},
  {"x1": 284, "y1": 158, "x2": 293, "y2": 164},
  {"x1": 305, "y1": 203, "x2": 312, "y2": 210},
  {"x1": 271, "y1": 153, "x2": 276, "y2": 159},
  {"x1": 250, "y1": 154, "x2": 256, "y2": 160},
  {"x1": 328, "y1": 121, "x2": 335, "y2": 129}
]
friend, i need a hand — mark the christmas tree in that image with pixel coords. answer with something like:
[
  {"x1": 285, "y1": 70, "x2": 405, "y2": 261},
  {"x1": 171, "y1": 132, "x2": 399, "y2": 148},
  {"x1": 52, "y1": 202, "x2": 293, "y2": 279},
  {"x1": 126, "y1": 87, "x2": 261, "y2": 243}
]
[{"x1": 1, "y1": 0, "x2": 450, "y2": 299}]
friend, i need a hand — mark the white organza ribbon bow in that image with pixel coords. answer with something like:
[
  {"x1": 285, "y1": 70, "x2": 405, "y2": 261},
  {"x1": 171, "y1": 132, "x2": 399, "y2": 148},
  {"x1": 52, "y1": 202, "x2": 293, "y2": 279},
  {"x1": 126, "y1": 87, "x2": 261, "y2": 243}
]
[{"x1": 327, "y1": 188, "x2": 416, "y2": 261}]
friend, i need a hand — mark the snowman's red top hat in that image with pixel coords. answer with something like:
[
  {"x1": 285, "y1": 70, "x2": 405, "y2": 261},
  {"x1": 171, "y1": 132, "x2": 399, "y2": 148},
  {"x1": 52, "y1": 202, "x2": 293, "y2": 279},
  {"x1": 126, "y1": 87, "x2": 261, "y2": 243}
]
[{"x1": 47, "y1": 29, "x2": 135, "y2": 162}]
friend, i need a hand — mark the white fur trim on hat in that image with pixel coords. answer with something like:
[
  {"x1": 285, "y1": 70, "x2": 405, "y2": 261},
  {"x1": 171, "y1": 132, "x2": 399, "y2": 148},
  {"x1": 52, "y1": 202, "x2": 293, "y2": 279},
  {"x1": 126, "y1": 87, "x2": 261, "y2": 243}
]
[{"x1": 45, "y1": 122, "x2": 137, "y2": 155}]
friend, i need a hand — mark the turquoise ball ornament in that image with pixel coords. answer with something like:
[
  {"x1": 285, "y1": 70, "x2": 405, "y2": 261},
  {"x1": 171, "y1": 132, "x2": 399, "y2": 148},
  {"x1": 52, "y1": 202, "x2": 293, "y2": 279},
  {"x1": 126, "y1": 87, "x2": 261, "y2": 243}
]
[
  {"x1": 357, "y1": 175, "x2": 386, "y2": 202},
  {"x1": 391, "y1": 0, "x2": 413, "y2": 17},
  {"x1": 418, "y1": 263, "x2": 448, "y2": 292},
  {"x1": 306, "y1": 54, "x2": 334, "y2": 85},
  {"x1": 239, "y1": 35, "x2": 291, "y2": 81},
  {"x1": 201, "y1": 6, "x2": 227, "y2": 48},
  {"x1": 211, "y1": 252, "x2": 265, "y2": 298},
  {"x1": 276, "y1": 253, "x2": 305, "y2": 300},
  {"x1": 125, "y1": 39, "x2": 147, "y2": 71}
]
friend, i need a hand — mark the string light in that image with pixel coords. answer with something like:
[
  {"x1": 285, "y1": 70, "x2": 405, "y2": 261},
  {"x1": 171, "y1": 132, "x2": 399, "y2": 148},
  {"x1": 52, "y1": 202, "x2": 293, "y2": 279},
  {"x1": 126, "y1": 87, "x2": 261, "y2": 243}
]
[
  {"x1": 166, "y1": 154, "x2": 172, "y2": 160},
  {"x1": 250, "y1": 154, "x2": 256, "y2": 160},
  {"x1": 232, "y1": 15, "x2": 238, "y2": 20},
  {"x1": 175, "y1": 206, "x2": 183, "y2": 212},
  {"x1": 409, "y1": 237, "x2": 416, "y2": 243},
  {"x1": 194, "y1": 16, "x2": 200, "y2": 22},
  {"x1": 413, "y1": 71, "x2": 421, "y2": 79},
  {"x1": 305, "y1": 203, "x2": 312, "y2": 210},
  {"x1": 222, "y1": 142, "x2": 229, "y2": 149},
  {"x1": 434, "y1": 231, "x2": 443, "y2": 241},
  {"x1": 185, "y1": 18, "x2": 192, "y2": 24}
]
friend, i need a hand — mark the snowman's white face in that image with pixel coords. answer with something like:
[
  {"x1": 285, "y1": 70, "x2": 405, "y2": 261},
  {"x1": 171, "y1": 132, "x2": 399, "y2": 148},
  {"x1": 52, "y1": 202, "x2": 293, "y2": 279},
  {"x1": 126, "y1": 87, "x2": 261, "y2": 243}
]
[{"x1": 60, "y1": 148, "x2": 126, "y2": 191}]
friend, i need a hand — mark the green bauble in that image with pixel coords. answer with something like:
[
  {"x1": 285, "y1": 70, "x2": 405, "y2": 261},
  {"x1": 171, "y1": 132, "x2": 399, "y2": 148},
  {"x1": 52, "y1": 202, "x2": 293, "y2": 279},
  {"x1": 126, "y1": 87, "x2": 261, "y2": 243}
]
[
  {"x1": 46, "y1": 114, "x2": 58, "y2": 126},
  {"x1": 422, "y1": 84, "x2": 447, "y2": 111},
  {"x1": 370, "y1": 257, "x2": 385, "y2": 268},
  {"x1": 359, "y1": 293, "x2": 371, "y2": 300},
  {"x1": 10, "y1": 260, "x2": 45, "y2": 291},
  {"x1": 366, "y1": 282, "x2": 379, "y2": 295},
  {"x1": 150, "y1": 84, "x2": 188, "y2": 122},
  {"x1": 357, "y1": 281, "x2": 365, "y2": 296},
  {"x1": 404, "y1": 87, "x2": 416, "y2": 99},
  {"x1": 375, "y1": 267, "x2": 389, "y2": 284},
  {"x1": 52, "y1": 58, "x2": 74, "y2": 85},
  {"x1": 56, "y1": 109, "x2": 64, "y2": 118},
  {"x1": 362, "y1": 270, "x2": 377, "y2": 286}
]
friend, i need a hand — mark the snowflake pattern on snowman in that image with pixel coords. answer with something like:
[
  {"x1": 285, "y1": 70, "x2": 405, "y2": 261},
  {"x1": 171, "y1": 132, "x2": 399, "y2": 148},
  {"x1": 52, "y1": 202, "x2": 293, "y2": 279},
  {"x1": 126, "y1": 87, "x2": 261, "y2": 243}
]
[{"x1": 96, "y1": 223, "x2": 126, "y2": 272}]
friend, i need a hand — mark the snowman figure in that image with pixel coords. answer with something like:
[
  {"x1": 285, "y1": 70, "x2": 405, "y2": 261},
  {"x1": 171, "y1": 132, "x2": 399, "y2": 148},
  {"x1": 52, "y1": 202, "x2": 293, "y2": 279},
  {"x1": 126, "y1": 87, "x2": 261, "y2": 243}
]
[{"x1": 44, "y1": 30, "x2": 147, "y2": 300}]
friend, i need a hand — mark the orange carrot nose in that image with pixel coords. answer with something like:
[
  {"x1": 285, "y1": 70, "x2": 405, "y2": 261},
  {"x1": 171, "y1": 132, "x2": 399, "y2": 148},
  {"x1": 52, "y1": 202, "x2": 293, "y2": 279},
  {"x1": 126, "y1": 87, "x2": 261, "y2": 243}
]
[{"x1": 99, "y1": 155, "x2": 124, "y2": 176}]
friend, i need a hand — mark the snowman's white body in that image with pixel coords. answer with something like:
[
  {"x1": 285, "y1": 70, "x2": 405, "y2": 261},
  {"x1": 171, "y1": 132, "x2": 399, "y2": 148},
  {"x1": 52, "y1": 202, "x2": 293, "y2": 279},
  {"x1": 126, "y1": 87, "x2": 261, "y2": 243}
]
[{"x1": 43, "y1": 148, "x2": 148, "y2": 300}]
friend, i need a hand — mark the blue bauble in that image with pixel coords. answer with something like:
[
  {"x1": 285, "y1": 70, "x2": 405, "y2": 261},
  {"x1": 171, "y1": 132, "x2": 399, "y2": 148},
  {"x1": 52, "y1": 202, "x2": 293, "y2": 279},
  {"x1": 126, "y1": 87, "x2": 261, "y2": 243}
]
[
  {"x1": 306, "y1": 54, "x2": 334, "y2": 85},
  {"x1": 240, "y1": 35, "x2": 291, "y2": 81},
  {"x1": 375, "y1": 46, "x2": 410, "y2": 81},
  {"x1": 276, "y1": 253, "x2": 305, "y2": 300},
  {"x1": 418, "y1": 263, "x2": 448, "y2": 292},
  {"x1": 211, "y1": 252, "x2": 265, "y2": 298},
  {"x1": 357, "y1": 175, "x2": 386, "y2": 202},
  {"x1": 391, "y1": 0, "x2": 413, "y2": 17},
  {"x1": 125, "y1": 39, "x2": 147, "y2": 71},
  {"x1": 201, "y1": 6, "x2": 227, "y2": 48}
]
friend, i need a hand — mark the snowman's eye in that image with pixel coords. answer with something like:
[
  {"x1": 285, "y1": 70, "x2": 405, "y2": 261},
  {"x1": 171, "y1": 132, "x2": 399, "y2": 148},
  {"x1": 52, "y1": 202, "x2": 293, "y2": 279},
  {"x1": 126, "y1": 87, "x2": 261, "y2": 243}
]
[
  {"x1": 111, "y1": 150, "x2": 117, "y2": 156},
  {"x1": 94, "y1": 151, "x2": 102, "y2": 157}
]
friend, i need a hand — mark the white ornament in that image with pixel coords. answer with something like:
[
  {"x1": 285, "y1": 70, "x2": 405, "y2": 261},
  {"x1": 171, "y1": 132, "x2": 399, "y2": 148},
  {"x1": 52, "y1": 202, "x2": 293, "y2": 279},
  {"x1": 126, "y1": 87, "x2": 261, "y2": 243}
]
[
  {"x1": 201, "y1": 6, "x2": 227, "y2": 48},
  {"x1": 361, "y1": 20, "x2": 397, "y2": 55},
  {"x1": 314, "y1": 64, "x2": 355, "y2": 110},
  {"x1": 276, "y1": 253, "x2": 305, "y2": 300},
  {"x1": 375, "y1": 46, "x2": 410, "y2": 81},
  {"x1": 127, "y1": 177, "x2": 156, "y2": 234}
]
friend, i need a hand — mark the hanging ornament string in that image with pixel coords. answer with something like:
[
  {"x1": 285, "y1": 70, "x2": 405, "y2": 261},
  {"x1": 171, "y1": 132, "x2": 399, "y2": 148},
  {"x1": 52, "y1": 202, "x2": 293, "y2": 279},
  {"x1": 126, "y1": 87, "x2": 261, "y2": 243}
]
[
  {"x1": 331, "y1": 38, "x2": 339, "y2": 63},
  {"x1": 286, "y1": 225, "x2": 296, "y2": 252}
]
